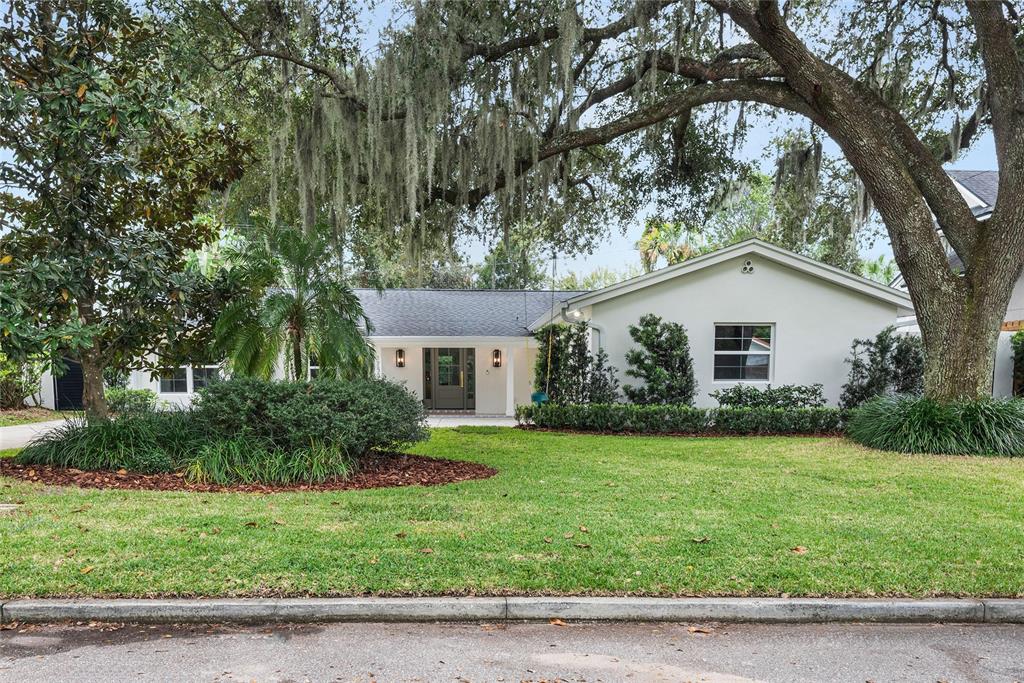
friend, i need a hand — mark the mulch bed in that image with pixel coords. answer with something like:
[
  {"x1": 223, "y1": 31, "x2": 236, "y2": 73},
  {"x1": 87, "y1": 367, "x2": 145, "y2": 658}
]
[{"x1": 0, "y1": 452, "x2": 496, "y2": 494}]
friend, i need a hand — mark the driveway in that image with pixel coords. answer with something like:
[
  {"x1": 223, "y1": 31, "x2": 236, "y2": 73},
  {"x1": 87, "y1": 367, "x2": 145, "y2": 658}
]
[
  {"x1": 0, "y1": 419, "x2": 69, "y2": 450},
  {"x1": 2, "y1": 621, "x2": 1022, "y2": 682},
  {"x1": 426, "y1": 414, "x2": 517, "y2": 428}
]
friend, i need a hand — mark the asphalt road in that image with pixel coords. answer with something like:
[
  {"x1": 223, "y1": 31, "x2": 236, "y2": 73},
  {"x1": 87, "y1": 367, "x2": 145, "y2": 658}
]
[{"x1": 2, "y1": 621, "x2": 1023, "y2": 682}]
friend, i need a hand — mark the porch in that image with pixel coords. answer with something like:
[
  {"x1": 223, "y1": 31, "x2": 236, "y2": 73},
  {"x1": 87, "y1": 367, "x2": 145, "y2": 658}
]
[{"x1": 371, "y1": 338, "x2": 537, "y2": 416}]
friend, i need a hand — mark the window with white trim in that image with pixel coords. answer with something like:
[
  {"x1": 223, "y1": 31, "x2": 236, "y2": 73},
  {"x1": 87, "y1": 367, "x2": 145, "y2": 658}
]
[
  {"x1": 159, "y1": 367, "x2": 188, "y2": 393},
  {"x1": 714, "y1": 324, "x2": 773, "y2": 381},
  {"x1": 191, "y1": 365, "x2": 221, "y2": 390}
]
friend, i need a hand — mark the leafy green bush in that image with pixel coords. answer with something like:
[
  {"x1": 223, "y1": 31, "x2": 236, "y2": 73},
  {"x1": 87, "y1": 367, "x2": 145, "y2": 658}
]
[
  {"x1": 1012, "y1": 330, "x2": 1024, "y2": 396},
  {"x1": 0, "y1": 351, "x2": 45, "y2": 410},
  {"x1": 533, "y1": 322, "x2": 619, "y2": 404},
  {"x1": 840, "y1": 326, "x2": 923, "y2": 408},
  {"x1": 18, "y1": 378, "x2": 427, "y2": 484},
  {"x1": 710, "y1": 383, "x2": 825, "y2": 409},
  {"x1": 191, "y1": 377, "x2": 427, "y2": 455},
  {"x1": 517, "y1": 403, "x2": 843, "y2": 435},
  {"x1": 847, "y1": 396, "x2": 1024, "y2": 456},
  {"x1": 183, "y1": 438, "x2": 355, "y2": 485},
  {"x1": 105, "y1": 388, "x2": 158, "y2": 415},
  {"x1": 623, "y1": 314, "x2": 696, "y2": 405},
  {"x1": 17, "y1": 412, "x2": 201, "y2": 473}
]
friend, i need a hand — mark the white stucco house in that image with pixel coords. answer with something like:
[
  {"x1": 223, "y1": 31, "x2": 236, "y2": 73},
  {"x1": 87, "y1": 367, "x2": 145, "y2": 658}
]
[{"x1": 36, "y1": 238, "x2": 917, "y2": 413}]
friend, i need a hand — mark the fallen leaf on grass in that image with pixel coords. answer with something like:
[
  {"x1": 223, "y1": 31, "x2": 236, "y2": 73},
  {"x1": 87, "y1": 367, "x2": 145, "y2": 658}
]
[
  {"x1": 71, "y1": 506, "x2": 90, "y2": 514},
  {"x1": 419, "y1": 548, "x2": 433, "y2": 554},
  {"x1": 691, "y1": 536, "x2": 711, "y2": 544},
  {"x1": 579, "y1": 525, "x2": 588, "y2": 533},
  {"x1": 79, "y1": 566, "x2": 94, "y2": 575},
  {"x1": 574, "y1": 543, "x2": 591, "y2": 549},
  {"x1": 549, "y1": 618, "x2": 567, "y2": 627},
  {"x1": 791, "y1": 546, "x2": 808, "y2": 554},
  {"x1": 543, "y1": 537, "x2": 552, "y2": 544},
  {"x1": 563, "y1": 532, "x2": 574, "y2": 539},
  {"x1": 395, "y1": 532, "x2": 407, "y2": 539},
  {"x1": 272, "y1": 519, "x2": 285, "y2": 526},
  {"x1": 243, "y1": 521, "x2": 258, "y2": 528}
]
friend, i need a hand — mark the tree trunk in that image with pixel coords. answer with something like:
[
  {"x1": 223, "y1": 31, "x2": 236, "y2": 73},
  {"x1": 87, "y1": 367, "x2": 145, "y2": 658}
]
[
  {"x1": 292, "y1": 329, "x2": 303, "y2": 380},
  {"x1": 79, "y1": 346, "x2": 109, "y2": 423}
]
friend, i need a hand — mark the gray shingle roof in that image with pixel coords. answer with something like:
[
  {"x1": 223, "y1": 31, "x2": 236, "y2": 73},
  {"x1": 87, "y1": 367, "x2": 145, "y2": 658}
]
[
  {"x1": 354, "y1": 289, "x2": 585, "y2": 337},
  {"x1": 948, "y1": 170, "x2": 998, "y2": 207}
]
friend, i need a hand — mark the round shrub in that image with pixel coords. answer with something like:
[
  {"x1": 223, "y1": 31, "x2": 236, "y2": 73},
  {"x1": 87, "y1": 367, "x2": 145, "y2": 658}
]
[
  {"x1": 847, "y1": 395, "x2": 1024, "y2": 456},
  {"x1": 191, "y1": 377, "x2": 428, "y2": 456}
]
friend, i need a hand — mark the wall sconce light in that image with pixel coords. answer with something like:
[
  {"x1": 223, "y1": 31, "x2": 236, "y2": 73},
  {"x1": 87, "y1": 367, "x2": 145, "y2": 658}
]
[
  {"x1": 395, "y1": 349, "x2": 406, "y2": 368},
  {"x1": 492, "y1": 349, "x2": 502, "y2": 368}
]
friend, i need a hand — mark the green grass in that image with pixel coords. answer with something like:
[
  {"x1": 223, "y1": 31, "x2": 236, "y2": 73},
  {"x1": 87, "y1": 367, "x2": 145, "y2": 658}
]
[
  {"x1": 0, "y1": 408, "x2": 77, "y2": 427},
  {"x1": 2, "y1": 427, "x2": 1024, "y2": 598}
]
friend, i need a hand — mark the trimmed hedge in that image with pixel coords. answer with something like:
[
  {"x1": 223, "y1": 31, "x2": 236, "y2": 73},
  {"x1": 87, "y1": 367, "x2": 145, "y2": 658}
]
[
  {"x1": 191, "y1": 377, "x2": 428, "y2": 456},
  {"x1": 105, "y1": 388, "x2": 158, "y2": 415},
  {"x1": 516, "y1": 402, "x2": 844, "y2": 435}
]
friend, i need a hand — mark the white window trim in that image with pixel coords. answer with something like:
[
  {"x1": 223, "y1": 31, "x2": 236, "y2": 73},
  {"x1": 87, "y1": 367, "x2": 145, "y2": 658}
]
[
  {"x1": 158, "y1": 367, "x2": 189, "y2": 394},
  {"x1": 712, "y1": 322, "x2": 775, "y2": 384}
]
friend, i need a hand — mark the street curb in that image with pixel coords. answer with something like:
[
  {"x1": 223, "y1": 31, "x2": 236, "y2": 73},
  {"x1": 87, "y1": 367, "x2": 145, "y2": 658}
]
[{"x1": 1, "y1": 597, "x2": 1020, "y2": 625}]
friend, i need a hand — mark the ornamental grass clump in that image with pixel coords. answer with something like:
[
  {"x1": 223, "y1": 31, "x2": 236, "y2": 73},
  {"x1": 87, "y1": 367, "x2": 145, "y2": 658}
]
[
  {"x1": 182, "y1": 438, "x2": 355, "y2": 486},
  {"x1": 847, "y1": 395, "x2": 1024, "y2": 457}
]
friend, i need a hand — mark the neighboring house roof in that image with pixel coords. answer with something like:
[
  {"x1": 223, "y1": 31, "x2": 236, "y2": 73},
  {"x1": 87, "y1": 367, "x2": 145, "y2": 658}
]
[
  {"x1": 890, "y1": 169, "x2": 998, "y2": 287},
  {"x1": 947, "y1": 169, "x2": 998, "y2": 208},
  {"x1": 530, "y1": 238, "x2": 915, "y2": 330},
  {"x1": 355, "y1": 288, "x2": 585, "y2": 338}
]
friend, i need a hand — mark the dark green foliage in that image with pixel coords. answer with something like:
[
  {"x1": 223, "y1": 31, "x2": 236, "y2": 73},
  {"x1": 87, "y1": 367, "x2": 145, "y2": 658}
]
[
  {"x1": 848, "y1": 396, "x2": 1024, "y2": 456},
  {"x1": 710, "y1": 383, "x2": 825, "y2": 409},
  {"x1": 623, "y1": 314, "x2": 696, "y2": 405},
  {"x1": 183, "y1": 438, "x2": 355, "y2": 485},
  {"x1": 191, "y1": 377, "x2": 427, "y2": 455},
  {"x1": 17, "y1": 412, "x2": 200, "y2": 473},
  {"x1": 516, "y1": 403, "x2": 843, "y2": 435},
  {"x1": 840, "y1": 326, "x2": 924, "y2": 409},
  {"x1": 104, "y1": 388, "x2": 158, "y2": 415},
  {"x1": 18, "y1": 378, "x2": 427, "y2": 483},
  {"x1": 533, "y1": 322, "x2": 619, "y2": 404},
  {"x1": 1012, "y1": 330, "x2": 1024, "y2": 396}
]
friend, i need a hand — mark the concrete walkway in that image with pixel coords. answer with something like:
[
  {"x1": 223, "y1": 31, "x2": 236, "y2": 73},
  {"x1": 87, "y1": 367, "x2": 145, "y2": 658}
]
[
  {"x1": 426, "y1": 414, "x2": 517, "y2": 428},
  {"x1": 0, "y1": 414, "x2": 511, "y2": 451},
  {"x1": 0, "y1": 419, "x2": 69, "y2": 450}
]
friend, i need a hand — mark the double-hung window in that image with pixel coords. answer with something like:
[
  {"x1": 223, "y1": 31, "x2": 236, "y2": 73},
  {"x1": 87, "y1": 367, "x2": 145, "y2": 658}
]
[
  {"x1": 159, "y1": 367, "x2": 188, "y2": 393},
  {"x1": 714, "y1": 324, "x2": 773, "y2": 381},
  {"x1": 192, "y1": 366, "x2": 221, "y2": 390}
]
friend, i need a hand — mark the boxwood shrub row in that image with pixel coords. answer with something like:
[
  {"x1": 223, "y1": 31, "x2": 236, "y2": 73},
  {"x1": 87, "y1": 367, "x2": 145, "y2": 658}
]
[{"x1": 515, "y1": 402, "x2": 845, "y2": 435}]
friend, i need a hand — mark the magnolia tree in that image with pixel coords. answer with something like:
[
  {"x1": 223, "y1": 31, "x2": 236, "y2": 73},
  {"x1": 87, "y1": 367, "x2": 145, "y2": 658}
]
[
  {"x1": 185, "y1": 0, "x2": 1020, "y2": 400},
  {"x1": 0, "y1": 0, "x2": 249, "y2": 421}
]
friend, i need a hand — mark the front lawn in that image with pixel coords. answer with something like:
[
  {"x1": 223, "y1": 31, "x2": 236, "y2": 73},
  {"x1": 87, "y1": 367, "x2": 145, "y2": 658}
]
[
  {"x1": 0, "y1": 408, "x2": 76, "y2": 427},
  {"x1": 2, "y1": 427, "x2": 1024, "y2": 598}
]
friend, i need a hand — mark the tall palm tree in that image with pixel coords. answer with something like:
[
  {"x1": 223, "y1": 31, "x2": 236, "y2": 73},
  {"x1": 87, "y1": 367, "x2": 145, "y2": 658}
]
[{"x1": 215, "y1": 226, "x2": 374, "y2": 380}]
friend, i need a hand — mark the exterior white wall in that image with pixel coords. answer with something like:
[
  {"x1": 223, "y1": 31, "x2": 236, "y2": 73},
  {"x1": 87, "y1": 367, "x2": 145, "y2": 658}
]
[
  {"x1": 586, "y1": 254, "x2": 902, "y2": 407},
  {"x1": 994, "y1": 331, "x2": 1015, "y2": 398},
  {"x1": 376, "y1": 345, "x2": 425, "y2": 399},
  {"x1": 33, "y1": 369, "x2": 56, "y2": 409}
]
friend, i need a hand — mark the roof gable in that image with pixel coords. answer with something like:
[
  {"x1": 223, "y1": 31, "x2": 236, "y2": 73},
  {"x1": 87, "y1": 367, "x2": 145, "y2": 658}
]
[
  {"x1": 530, "y1": 239, "x2": 914, "y2": 328},
  {"x1": 947, "y1": 170, "x2": 998, "y2": 208}
]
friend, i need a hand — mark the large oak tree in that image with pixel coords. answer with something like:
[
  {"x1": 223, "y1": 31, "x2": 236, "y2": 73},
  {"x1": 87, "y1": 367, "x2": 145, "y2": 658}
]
[{"x1": 193, "y1": 0, "x2": 1021, "y2": 400}]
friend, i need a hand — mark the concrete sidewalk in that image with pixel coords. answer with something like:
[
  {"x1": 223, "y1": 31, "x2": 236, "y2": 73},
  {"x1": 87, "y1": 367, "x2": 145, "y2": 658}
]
[
  {"x1": 3, "y1": 596, "x2": 1023, "y2": 625},
  {"x1": 0, "y1": 419, "x2": 69, "y2": 450}
]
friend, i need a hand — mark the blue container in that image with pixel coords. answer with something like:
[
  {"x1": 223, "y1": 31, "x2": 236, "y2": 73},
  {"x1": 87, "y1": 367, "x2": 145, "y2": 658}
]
[{"x1": 531, "y1": 391, "x2": 549, "y2": 405}]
